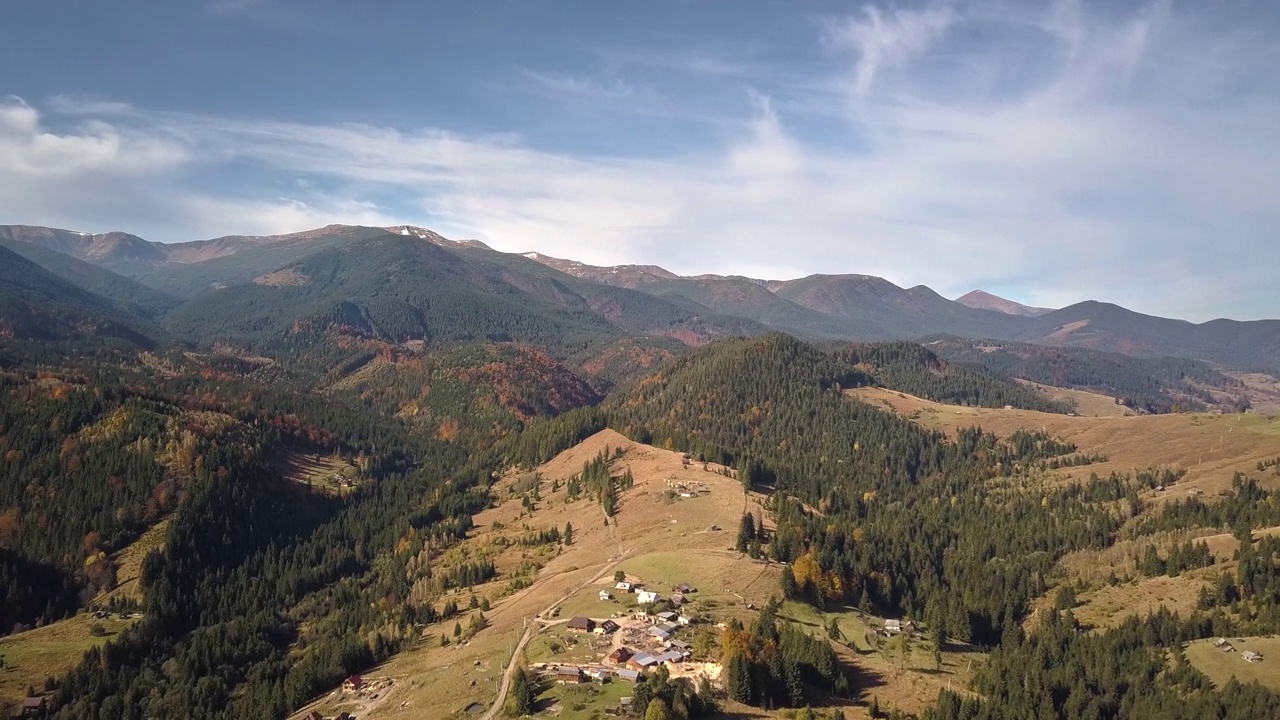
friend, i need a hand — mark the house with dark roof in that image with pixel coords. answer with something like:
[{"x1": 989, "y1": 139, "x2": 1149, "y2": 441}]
[
  {"x1": 674, "y1": 583, "x2": 697, "y2": 593},
  {"x1": 342, "y1": 674, "x2": 363, "y2": 692},
  {"x1": 596, "y1": 619, "x2": 620, "y2": 635},
  {"x1": 609, "y1": 647, "x2": 634, "y2": 663},
  {"x1": 556, "y1": 666, "x2": 586, "y2": 684},
  {"x1": 617, "y1": 668, "x2": 641, "y2": 682},
  {"x1": 567, "y1": 616, "x2": 595, "y2": 632}
]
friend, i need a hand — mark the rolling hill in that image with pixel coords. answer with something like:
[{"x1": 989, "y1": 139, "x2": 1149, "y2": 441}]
[
  {"x1": 0, "y1": 245, "x2": 160, "y2": 349},
  {"x1": 0, "y1": 239, "x2": 180, "y2": 320}
]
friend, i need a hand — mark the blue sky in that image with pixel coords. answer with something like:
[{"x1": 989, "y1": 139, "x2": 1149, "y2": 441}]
[{"x1": 2, "y1": 0, "x2": 1278, "y2": 321}]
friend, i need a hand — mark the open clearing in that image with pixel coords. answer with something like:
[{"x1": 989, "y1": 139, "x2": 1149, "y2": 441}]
[
  {"x1": 270, "y1": 447, "x2": 360, "y2": 495},
  {"x1": 851, "y1": 387, "x2": 1280, "y2": 500},
  {"x1": 1017, "y1": 380, "x2": 1136, "y2": 417},
  {"x1": 0, "y1": 613, "x2": 139, "y2": 709},
  {"x1": 780, "y1": 602, "x2": 984, "y2": 717},
  {"x1": 1184, "y1": 637, "x2": 1280, "y2": 690},
  {"x1": 96, "y1": 517, "x2": 171, "y2": 605}
]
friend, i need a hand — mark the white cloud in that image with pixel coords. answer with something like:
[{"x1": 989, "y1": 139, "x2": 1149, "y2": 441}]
[
  {"x1": 1, "y1": 1, "x2": 1278, "y2": 321},
  {"x1": 824, "y1": 3, "x2": 955, "y2": 99}
]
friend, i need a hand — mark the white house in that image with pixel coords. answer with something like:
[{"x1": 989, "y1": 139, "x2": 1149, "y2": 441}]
[
  {"x1": 615, "y1": 581, "x2": 633, "y2": 592},
  {"x1": 884, "y1": 619, "x2": 902, "y2": 634},
  {"x1": 637, "y1": 590, "x2": 661, "y2": 604},
  {"x1": 600, "y1": 590, "x2": 613, "y2": 601},
  {"x1": 677, "y1": 615, "x2": 693, "y2": 626}
]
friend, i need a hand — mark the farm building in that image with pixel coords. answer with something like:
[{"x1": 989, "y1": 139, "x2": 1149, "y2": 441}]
[
  {"x1": 628, "y1": 653, "x2": 659, "y2": 670},
  {"x1": 674, "y1": 583, "x2": 697, "y2": 593},
  {"x1": 637, "y1": 590, "x2": 661, "y2": 604},
  {"x1": 595, "y1": 620, "x2": 620, "y2": 635},
  {"x1": 649, "y1": 626, "x2": 673, "y2": 641},
  {"x1": 884, "y1": 619, "x2": 902, "y2": 635},
  {"x1": 617, "y1": 669, "x2": 641, "y2": 682},
  {"x1": 670, "y1": 593, "x2": 686, "y2": 605},
  {"x1": 1242, "y1": 651, "x2": 1264, "y2": 663},
  {"x1": 600, "y1": 590, "x2": 613, "y2": 601},
  {"x1": 342, "y1": 675, "x2": 363, "y2": 692},
  {"x1": 655, "y1": 650, "x2": 684, "y2": 665},
  {"x1": 656, "y1": 611, "x2": 678, "y2": 622},
  {"x1": 677, "y1": 615, "x2": 693, "y2": 626},
  {"x1": 21, "y1": 698, "x2": 47, "y2": 717},
  {"x1": 608, "y1": 647, "x2": 634, "y2": 663},
  {"x1": 615, "y1": 581, "x2": 633, "y2": 592},
  {"x1": 556, "y1": 666, "x2": 586, "y2": 684},
  {"x1": 567, "y1": 616, "x2": 596, "y2": 632}
]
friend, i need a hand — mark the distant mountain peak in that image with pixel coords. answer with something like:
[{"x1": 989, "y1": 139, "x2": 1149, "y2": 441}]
[
  {"x1": 383, "y1": 225, "x2": 492, "y2": 250},
  {"x1": 519, "y1": 252, "x2": 679, "y2": 287},
  {"x1": 956, "y1": 289, "x2": 1054, "y2": 317}
]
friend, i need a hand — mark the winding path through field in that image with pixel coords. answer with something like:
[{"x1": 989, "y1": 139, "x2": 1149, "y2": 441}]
[{"x1": 481, "y1": 520, "x2": 624, "y2": 717}]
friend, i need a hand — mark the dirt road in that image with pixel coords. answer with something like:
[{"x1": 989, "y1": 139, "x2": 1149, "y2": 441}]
[{"x1": 480, "y1": 547, "x2": 626, "y2": 720}]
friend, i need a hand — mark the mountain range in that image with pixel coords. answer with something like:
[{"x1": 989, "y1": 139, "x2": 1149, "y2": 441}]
[{"x1": 2, "y1": 223, "x2": 1279, "y2": 375}]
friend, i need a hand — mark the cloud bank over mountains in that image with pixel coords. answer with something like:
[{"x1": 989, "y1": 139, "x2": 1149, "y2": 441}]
[{"x1": 2, "y1": 0, "x2": 1278, "y2": 321}]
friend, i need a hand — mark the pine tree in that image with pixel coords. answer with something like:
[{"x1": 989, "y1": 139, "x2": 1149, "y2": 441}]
[
  {"x1": 563, "y1": 521, "x2": 574, "y2": 546},
  {"x1": 736, "y1": 513, "x2": 755, "y2": 553},
  {"x1": 781, "y1": 566, "x2": 799, "y2": 599},
  {"x1": 726, "y1": 652, "x2": 753, "y2": 705}
]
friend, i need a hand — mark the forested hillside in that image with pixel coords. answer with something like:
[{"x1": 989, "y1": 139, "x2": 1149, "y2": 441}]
[
  {"x1": 831, "y1": 340, "x2": 1072, "y2": 413},
  {"x1": 0, "y1": 246, "x2": 160, "y2": 350},
  {"x1": 607, "y1": 334, "x2": 1280, "y2": 718},
  {"x1": 930, "y1": 337, "x2": 1248, "y2": 413},
  {"x1": 0, "y1": 240, "x2": 179, "y2": 321}
]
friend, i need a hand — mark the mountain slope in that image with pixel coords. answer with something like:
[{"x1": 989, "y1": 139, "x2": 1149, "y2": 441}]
[
  {"x1": 770, "y1": 274, "x2": 1026, "y2": 339},
  {"x1": 831, "y1": 340, "x2": 1072, "y2": 413},
  {"x1": 12, "y1": 220, "x2": 1280, "y2": 373},
  {"x1": 928, "y1": 336, "x2": 1252, "y2": 413},
  {"x1": 0, "y1": 239, "x2": 180, "y2": 320},
  {"x1": 956, "y1": 290, "x2": 1053, "y2": 317},
  {"x1": 0, "y1": 225, "x2": 168, "y2": 273},
  {"x1": 518, "y1": 251, "x2": 679, "y2": 287},
  {"x1": 0, "y1": 246, "x2": 159, "y2": 348},
  {"x1": 1014, "y1": 301, "x2": 1280, "y2": 373},
  {"x1": 162, "y1": 233, "x2": 627, "y2": 357},
  {"x1": 449, "y1": 246, "x2": 767, "y2": 344},
  {"x1": 131, "y1": 226, "x2": 396, "y2": 297}
]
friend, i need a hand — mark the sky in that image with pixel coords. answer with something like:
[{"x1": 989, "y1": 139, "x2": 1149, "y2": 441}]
[{"x1": 2, "y1": 0, "x2": 1278, "y2": 322}]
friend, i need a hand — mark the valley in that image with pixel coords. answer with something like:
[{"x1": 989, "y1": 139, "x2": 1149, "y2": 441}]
[{"x1": 1, "y1": 222, "x2": 1279, "y2": 720}]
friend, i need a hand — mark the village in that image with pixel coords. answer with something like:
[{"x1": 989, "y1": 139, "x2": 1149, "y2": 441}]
[{"x1": 531, "y1": 574, "x2": 707, "y2": 702}]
